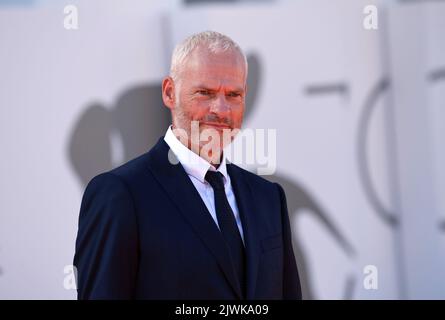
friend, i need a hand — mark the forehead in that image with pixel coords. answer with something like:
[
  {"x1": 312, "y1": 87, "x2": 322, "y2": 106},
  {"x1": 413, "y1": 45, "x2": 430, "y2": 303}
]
[{"x1": 180, "y1": 47, "x2": 246, "y2": 87}]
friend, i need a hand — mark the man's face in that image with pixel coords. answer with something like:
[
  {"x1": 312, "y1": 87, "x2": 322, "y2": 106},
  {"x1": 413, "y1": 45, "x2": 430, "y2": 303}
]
[{"x1": 162, "y1": 46, "x2": 247, "y2": 161}]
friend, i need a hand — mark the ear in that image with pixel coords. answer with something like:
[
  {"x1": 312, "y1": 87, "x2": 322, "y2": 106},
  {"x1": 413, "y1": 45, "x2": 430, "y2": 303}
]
[{"x1": 162, "y1": 76, "x2": 176, "y2": 110}]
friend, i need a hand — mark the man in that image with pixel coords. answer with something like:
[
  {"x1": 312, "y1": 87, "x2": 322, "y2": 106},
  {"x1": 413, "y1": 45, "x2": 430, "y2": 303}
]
[{"x1": 74, "y1": 31, "x2": 301, "y2": 300}]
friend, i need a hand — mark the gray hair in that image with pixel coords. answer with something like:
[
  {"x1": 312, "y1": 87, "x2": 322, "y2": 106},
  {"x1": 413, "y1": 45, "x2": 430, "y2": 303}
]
[{"x1": 169, "y1": 31, "x2": 248, "y2": 82}]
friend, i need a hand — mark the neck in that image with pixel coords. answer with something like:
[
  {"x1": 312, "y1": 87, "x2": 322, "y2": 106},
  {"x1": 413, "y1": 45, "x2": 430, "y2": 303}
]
[
  {"x1": 171, "y1": 124, "x2": 224, "y2": 168},
  {"x1": 195, "y1": 145, "x2": 224, "y2": 169}
]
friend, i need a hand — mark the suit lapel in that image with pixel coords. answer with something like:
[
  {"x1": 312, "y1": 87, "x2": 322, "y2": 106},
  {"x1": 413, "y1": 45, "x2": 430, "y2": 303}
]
[
  {"x1": 146, "y1": 138, "x2": 243, "y2": 299},
  {"x1": 227, "y1": 163, "x2": 261, "y2": 300}
]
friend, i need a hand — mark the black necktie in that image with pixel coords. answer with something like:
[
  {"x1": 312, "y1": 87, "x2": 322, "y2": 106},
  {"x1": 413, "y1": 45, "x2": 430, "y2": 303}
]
[{"x1": 205, "y1": 170, "x2": 245, "y2": 297}]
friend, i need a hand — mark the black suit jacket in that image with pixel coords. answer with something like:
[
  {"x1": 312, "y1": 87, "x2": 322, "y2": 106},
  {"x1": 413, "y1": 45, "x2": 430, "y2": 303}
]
[{"x1": 74, "y1": 137, "x2": 301, "y2": 299}]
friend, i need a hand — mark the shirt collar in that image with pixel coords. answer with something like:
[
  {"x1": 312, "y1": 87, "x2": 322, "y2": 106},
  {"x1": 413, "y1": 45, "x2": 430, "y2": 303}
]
[{"x1": 164, "y1": 125, "x2": 229, "y2": 184}]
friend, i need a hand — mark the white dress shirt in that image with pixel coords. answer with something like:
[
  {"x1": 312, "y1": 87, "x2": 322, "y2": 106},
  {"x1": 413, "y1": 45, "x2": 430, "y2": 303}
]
[{"x1": 164, "y1": 126, "x2": 245, "y2": 245}]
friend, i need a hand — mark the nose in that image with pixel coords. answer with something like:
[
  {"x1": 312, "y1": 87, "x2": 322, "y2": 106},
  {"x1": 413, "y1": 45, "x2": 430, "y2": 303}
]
[{"x1": 209, "y1": 93, "x2": 230, "y2": 116}]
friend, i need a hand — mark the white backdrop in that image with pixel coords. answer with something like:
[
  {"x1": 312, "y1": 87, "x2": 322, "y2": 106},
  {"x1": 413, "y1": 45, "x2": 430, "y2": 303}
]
[{"x1": 386, "y1": 1, "x2": 445, "y2": 298}]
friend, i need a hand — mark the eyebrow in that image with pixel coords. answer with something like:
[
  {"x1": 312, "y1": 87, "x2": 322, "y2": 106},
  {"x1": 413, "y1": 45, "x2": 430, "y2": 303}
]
[{"x1": 192, "y1": 85, "x2": 244, "y2": 93}]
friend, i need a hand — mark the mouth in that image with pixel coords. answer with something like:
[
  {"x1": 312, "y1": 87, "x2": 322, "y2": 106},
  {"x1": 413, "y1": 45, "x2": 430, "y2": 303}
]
[{"x1": 201, "y1": 122, "x2": 232, "y2": 130}]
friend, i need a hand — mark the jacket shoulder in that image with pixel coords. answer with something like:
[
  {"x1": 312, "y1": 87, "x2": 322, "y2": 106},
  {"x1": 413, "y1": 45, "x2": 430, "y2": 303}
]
[
  {"x1": 228, "y1": 163, "x2": 279, "y2": 192},
  {"x1": 110, "y1": 151, "x2": 151, "y2": 179},
  {"x1": 86, "y1": 140, "x2": 162, "y2": 190}
]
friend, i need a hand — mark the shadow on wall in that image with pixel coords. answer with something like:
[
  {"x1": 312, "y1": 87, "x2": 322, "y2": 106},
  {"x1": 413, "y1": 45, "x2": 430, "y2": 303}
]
[
  {"x1": 67, "y1": 52, "x2": 357, "y2": 299},
  {"x1": 428, "y1": 67, "x2": 445, "y2": 232},
  {"x1": 68, "y1": 84, "x2": 170, "y2": 187}
]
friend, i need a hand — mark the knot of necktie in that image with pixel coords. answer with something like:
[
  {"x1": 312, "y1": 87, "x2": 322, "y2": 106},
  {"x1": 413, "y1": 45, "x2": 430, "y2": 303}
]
[{"x1": 205, "y1": 170, "x2": 225, "y2": 190}]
